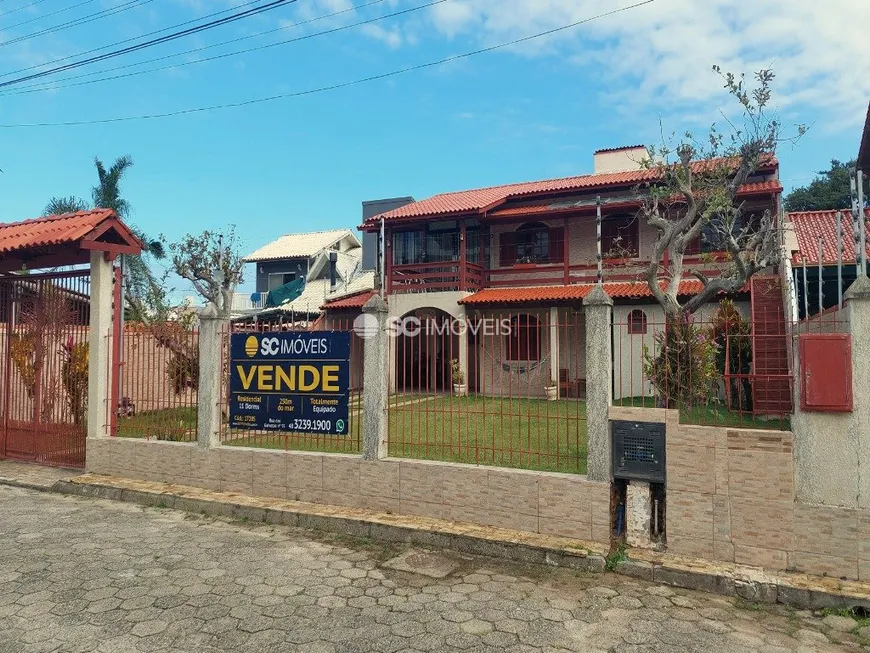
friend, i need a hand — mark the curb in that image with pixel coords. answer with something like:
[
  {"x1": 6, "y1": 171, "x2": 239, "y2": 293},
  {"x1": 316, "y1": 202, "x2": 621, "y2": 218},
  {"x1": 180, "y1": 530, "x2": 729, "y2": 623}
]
[
  {"x1": 42, "y1": 475, "x2": 870, "y2": 612},
  {"x1": 0, "y1": 477, "x2": 60, "y2": 493}
]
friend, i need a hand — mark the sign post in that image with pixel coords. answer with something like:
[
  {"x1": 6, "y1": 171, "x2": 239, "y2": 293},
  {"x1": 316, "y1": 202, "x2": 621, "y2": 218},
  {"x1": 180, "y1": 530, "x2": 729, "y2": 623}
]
[{"x1": 229, "y1": 332, "x2": 351, "y2": 436}]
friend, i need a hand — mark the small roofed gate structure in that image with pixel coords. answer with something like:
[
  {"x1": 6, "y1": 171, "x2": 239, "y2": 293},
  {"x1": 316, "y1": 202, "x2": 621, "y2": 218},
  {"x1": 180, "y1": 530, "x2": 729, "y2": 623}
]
[{"x1": 0, "y1": 210, "x2": 142, "y2": 467}]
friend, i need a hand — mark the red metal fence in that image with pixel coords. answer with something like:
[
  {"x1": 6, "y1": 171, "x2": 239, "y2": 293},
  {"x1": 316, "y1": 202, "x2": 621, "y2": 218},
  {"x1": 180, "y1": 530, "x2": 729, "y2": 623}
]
[
  {"x1": 0, "y1": 270, "x2": 90, "y2": 467},
  {"x1": 219, "y1": 317, "x2": 364, "y2": 453},
  {"x1": 613, "y1": 299, "x2": 793, "y2": 429},
  {"x1": 110, "y1": 323, "x2": 200, "y2": 441},
  {"x1": 387, "y1": 310, "x2": 588, "y2": 474}
]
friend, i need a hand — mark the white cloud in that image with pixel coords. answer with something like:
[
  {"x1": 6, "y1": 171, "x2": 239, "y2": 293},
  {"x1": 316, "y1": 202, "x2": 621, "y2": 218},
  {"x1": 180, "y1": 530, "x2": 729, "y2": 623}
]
[
  {"x1": 423, "y1": 0, "x2": 870, "y2": 131},
  {"x1": 360, "y1": 23, "x2": 403, "y2": 49}
]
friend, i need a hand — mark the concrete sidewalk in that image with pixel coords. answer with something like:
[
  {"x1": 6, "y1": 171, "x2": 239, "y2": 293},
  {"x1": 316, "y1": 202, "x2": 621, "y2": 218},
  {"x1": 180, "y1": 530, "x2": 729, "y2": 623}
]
[{"x1": 0, "y1": 460, "x2": 869, "y2": 612}]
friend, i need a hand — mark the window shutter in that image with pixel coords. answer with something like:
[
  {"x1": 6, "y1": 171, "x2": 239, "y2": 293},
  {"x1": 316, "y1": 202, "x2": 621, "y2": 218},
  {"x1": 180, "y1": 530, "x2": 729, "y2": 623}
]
[
  {"x1": 548, "y1": 227, "x2": 565, "y2": 263},
  {"x1": 499, "y1": 231, "x2": 518, "y2": 267}
]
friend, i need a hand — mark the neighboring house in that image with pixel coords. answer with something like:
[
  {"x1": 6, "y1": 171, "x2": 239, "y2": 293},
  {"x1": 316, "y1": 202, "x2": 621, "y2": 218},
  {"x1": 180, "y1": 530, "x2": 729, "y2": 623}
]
[
  {"x1": 335, "y1": 145, "x2": 785, "y2": 404},
  {"x1": 786, "y1": 101, "x2": 870, "y2": 320},
  {"x1": 234, "y1": 229, "x2": 374, "y2": 322},
  {"x1": 787, "y1": 208, "x2": 870, "y2": 319}
]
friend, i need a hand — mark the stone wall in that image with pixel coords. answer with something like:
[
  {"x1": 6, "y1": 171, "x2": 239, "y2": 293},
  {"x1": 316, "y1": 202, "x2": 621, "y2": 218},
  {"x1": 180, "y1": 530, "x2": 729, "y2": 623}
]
[
  {"x1": 87, "y1": 437, "x2": 612, "y2": 546},
  {"x1": 610, "y1": 405, "x2": 870, "y2": 582}
]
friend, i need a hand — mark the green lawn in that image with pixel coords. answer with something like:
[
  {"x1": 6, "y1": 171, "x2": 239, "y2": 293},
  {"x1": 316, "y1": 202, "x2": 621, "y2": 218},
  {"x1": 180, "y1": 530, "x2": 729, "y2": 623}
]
[
  {"x1": 388, "y1": 395, "x2": 588, "y2": 474},
  {"x1": 117, "y1": 406, "x2": 197, "y2": 442},
  {"x1": 221, "y1": 395, "x2": 587, "y2": 474},
  {"x1": 614, "y1": 396, "x2": 791, "y2": 431}
]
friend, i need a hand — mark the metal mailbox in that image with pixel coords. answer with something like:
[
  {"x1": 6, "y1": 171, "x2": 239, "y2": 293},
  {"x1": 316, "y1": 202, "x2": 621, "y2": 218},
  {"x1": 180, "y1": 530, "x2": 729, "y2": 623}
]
[{"x1": 611, "y1": 420, "x2": 666, "y2": 483}]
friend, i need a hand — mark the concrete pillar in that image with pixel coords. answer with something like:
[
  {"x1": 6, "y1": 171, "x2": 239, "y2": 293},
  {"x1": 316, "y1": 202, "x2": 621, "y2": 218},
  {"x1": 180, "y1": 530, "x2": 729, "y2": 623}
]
[
  {"x1": 457, "y1": 304, "x2": 468, "y2": 395},
  {"x1": 87, "y1": 251, "x2": 114, "y2": 439},
  {"x1": 197, "y1": 303, "x2": 226, "y2": 449},
  {"x1": 362, "y1": 295, "x2": 389, "y2": 460},
  {"x1": 793, "y1": 275, "x2": 870, "y2": 508},
  {"x1": 584, "y1": 285, "x2": 613, "y2": 482},
  {"x1": 626, "y1": 480, "x2": 653, "y2": 548},
  {"x1": 847, "y1": 276, "x2": 870, "y2": 508},
  {"x1": 549, "y1": 307, "x2": 559, "y2": 395}
]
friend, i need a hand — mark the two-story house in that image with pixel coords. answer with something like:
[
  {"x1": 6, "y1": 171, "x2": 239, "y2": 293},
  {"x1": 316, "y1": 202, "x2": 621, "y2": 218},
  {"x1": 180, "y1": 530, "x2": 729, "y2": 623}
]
[
  {"x1": 342, "y1": 146, "x2": 783, "y2": 401},
  {"x1": 234, "y1": 229, "x2": 374, "y2": 324}
]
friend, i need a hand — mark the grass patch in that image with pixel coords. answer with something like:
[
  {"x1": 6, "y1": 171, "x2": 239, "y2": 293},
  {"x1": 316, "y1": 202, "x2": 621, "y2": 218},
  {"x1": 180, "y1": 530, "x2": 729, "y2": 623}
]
[
  {"x1": 614, "y1": 396, "x2": 791, "y2": 431},
  {"x1": 223, "y1": 395, "x2": 587, "y2": 473},
  {"x1": 222, "y1": 404, "x2": 363, "y2": 455},
  {"x1": 820, "y1": 607, "x2": 870, "y2": 633},
  {"x1": 117, "y1": 406, "x2": 197, "y2": 441},
  {"x1": 387, "y1": 395, "x2": 587, "y2": 475},
  {"x1": 733, "y1": 599, "x2": 764, "y2": 612},
  {"x1": 604, "y1": 543, "x2": 627, "y2": 572}
]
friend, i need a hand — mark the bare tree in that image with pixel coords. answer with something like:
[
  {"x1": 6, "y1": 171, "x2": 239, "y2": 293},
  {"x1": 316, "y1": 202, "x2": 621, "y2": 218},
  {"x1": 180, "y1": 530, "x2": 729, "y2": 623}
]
[
  {"x1": 166, "y1": 227, "x2": 244, "y2": 316},
  {"x1": 640, "y1": 68, "x2": 806, "y2": 317}
]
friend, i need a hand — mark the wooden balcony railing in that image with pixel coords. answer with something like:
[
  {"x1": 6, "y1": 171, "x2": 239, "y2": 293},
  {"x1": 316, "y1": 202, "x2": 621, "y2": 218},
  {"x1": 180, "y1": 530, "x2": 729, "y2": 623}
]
[
  {"x1": 387, "y1": 258, "x2": 730, "y2": 294},
  {"x1": 389, "y1": 261, "x2": 484, "y2": 294}
]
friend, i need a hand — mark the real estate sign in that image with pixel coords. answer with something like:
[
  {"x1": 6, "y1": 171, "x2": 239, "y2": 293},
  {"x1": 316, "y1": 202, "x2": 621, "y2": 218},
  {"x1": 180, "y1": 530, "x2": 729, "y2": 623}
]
[{"x1": 229, "y1": 332, "x2": 350, "y2": 436}]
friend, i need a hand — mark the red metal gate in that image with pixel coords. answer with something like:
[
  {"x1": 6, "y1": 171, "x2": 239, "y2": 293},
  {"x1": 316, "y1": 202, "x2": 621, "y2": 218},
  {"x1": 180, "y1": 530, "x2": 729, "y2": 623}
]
[{"x1": 0, "y1": 271, "x2": 91, "y2": 468}]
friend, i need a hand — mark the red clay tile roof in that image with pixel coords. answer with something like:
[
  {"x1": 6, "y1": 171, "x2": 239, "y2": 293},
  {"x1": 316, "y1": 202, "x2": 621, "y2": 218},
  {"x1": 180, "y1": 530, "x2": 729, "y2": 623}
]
[
  {"x1": 789, "y1": 209, "x2": 870, "y2": 265},
  {"x1": 363, "y1": 158, "x2": 779, "y2": 227},
  {"x1": 0, "y1": 209, "x2": 139, "y2": 254},
  {"x1": 458, "y1": 281, "x2": 709, "y2": 305},
  {"x1": 485, "y1": 181, "x2": 782, "y2": 219},
  {"x1": 321, "y1": 290, "x2": 377, "y2": 310}
]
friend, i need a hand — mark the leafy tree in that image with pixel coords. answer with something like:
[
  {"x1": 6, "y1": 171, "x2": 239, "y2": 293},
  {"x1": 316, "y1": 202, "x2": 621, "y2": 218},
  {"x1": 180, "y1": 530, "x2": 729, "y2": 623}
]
[
  {"x1": 784, "y1": 159, "x2": 869, "y2": 212},
  {"x1": 640, "y1": 67, "x2": 806, "y2": 317},
  {"x1": 166, "y1": 227, "x2": 244, "y2": 316}
]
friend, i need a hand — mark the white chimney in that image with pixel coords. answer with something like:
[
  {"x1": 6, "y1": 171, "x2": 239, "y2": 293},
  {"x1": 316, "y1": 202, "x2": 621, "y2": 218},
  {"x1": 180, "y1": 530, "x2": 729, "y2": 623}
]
[{"x1": 593, "y1": 145, "x2": 649, "y2": 174}]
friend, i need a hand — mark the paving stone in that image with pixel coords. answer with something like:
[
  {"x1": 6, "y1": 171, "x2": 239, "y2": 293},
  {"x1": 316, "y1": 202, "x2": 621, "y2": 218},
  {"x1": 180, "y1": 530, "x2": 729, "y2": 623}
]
[
  {"x1": 0, "y1": 483, "x2": 848, "y2": 653},
  {"x1": 824, "y1": 615, "x2": 859, "y2": 632}
]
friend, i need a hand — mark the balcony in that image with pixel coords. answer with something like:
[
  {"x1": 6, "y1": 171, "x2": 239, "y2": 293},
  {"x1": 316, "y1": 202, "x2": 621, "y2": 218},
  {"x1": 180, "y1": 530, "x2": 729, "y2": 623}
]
[
  {"x1": 231, "y1": 292, "x2": 268, "y2": 313},
  {"x1": 389, "y1": 261, "x2": 484, "y2": 294}
]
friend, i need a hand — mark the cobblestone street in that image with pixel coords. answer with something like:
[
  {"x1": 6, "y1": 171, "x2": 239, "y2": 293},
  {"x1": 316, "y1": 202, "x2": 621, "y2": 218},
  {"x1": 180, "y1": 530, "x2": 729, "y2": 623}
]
[{"x1": 0, "y1": 484, "x2": 864, "y2": 653}]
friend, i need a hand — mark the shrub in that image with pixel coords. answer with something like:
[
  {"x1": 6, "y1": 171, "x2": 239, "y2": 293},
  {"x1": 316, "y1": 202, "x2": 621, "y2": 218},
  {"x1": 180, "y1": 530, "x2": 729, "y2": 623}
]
[
  {"x1": 643, "y1": 314, "x2": 717, "y2": 409},
  {"x1": 709, "y1": 299, "x2": 753, "y2": 411}
]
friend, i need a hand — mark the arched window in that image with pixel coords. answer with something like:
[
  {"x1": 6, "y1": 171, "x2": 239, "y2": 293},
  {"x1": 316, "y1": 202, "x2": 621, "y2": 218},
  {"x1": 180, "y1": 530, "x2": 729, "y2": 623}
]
[
  {"x1": 506, "y1": 314, "x2": 541, "y2": 361},
  {"x1": 627, "y1": 309, "x2": 648, "y2": 335}
]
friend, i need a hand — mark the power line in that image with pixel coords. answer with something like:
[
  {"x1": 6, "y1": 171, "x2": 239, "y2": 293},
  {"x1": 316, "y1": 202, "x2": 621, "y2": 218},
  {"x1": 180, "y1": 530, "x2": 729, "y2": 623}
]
[
  {"x1": 0, "y1": 0, "x2": 299, "y2": 85},
  {"x1": 0, "y1": 0, "x2": 270, "y2": 78},
  {"x1": 2, "y1": 0, "x2": 435, "y2": 96},
  {"x1": 1, "y1": 0, "x2": 61, "y2": 21},
  {"x1": 2, "y1": 0, "x2": 97, "y2": 31},
  {"x1": 0, "y1": 0, "x2": 154, "y2": 49},
  {"x1": 0, "y1": 0, "x2": 656, "y2": 128},
  {"x1": 2, "y1": 0, "x2": 387, "y2": 92}
]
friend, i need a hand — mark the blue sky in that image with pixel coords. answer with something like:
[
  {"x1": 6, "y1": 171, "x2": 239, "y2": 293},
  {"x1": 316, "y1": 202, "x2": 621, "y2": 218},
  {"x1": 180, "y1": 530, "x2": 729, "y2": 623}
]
[{"x1": 0, "y1": 0, "x2": 868, "y2": 299}]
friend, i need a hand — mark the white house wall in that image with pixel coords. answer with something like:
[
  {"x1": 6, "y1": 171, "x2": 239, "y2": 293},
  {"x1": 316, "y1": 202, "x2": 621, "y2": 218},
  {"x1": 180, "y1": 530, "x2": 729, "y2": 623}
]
[{"x1": 611, "y1": 300, "x2": 751, "y2": 401}]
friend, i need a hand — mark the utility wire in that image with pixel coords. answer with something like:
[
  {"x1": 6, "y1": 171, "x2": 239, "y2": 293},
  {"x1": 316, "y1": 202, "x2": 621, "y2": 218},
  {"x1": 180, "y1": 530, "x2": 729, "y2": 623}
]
[
  {"x1": 0, "y1": 0, "x2": 656, "y2": 127},
  {"x1": 1, "y1": 0, "x2": 60, "y2": 21},
  {"x1": 0, "y1": 0, "x2": 299, "y2": 85},
  {"x1": 2, "y1": 0, "x2": 387, "y2": 91},
  {"x1": 2, "y1": 0, "x2": 97, "y2": 31},
  {"x1": 0, "y1": 0, "x2": 154, "y2": 49},
  {"x1": 2, "y1": 0, "x2": 434, "y2": 96},
  {"x1": 0, "y1": 0, "x2": 272, "y2": 78}
]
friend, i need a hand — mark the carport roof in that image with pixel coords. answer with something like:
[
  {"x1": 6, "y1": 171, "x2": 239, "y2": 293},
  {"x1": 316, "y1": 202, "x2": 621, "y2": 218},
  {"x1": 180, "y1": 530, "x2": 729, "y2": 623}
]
[{"x1": 0, "y1": 209, "x2": 142, "y2": 272}]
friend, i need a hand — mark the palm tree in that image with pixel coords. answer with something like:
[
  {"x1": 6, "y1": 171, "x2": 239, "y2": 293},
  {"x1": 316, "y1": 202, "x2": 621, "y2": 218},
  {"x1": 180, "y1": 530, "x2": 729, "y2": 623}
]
[
  {"x1": 90, "y1": 155, "x2": 167, "y2": 321},
  {"x1": 44, "y1": 196, "x2": 89, "y2": 215}
]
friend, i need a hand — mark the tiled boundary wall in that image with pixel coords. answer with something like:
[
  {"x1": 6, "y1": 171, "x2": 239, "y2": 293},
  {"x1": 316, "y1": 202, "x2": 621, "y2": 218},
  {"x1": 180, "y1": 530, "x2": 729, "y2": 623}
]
[
  {"x1": 86, "y1": 437, "x2": 612, "y2": 546},
  {"x1": 610, "y1": 405, "x2": 870, "y2": 582}
]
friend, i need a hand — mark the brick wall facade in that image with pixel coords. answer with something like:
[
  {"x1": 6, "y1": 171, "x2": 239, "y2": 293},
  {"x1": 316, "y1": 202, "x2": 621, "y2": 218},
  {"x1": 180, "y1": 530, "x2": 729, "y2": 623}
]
[
  {"x1": 87, "y1": 437, "x2": 612, "y2": 545},
  {"x1": 610, "y1": 406, "x2": 870, "y2": 582}
]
